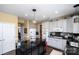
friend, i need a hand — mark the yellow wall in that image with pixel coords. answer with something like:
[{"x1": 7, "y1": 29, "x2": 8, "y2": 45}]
[
  {"x1": 23, "y1": 20, "x2": 40, "y2": 40},
  {"x1": 18, "y1": 17, "x2": 41, "y2": 40},
  {"x1": 18, "y1": 17, "x2": 30, "y2": 40},
  {"x1": 0, "y1": 12, "x2": 18, "y2": 42},
  {"x1": 18, "y1": 17, "x2": 25, "y2": 24},
  {"x1": 24, "y1": 20, "x2": 30, "y2": 40}
]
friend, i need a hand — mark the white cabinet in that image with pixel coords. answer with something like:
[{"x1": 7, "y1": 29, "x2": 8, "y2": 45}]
[
  {"x1": 42, "y1": 22, "x2": 49, "y2": 41},
  {"x1": 0, "y1": 23, "x2": 16, "y2": 54},
  {"x1": 47, "y1": 38, "x2": 53, "y2": 46},
  {"x1": 47, "y1": 38, "x2": 66, "y2": 50},
  {"x1": 72, "y1": 16, "x2": 79, "y2": 33},
  {"x1": 49, "y1": 19, "x2": 69, "y2": 32},
  {"x1": 42, "y1": 17, "x2": 79, "y2": 33},
  {"x1": 52, "y1": 38, "x2": 63, "y2": 50},
  {"x1": 56, "y1": 39, "x2": 63, "y2": 50},
  {"x1": 56, "y1": 20, "x2": 63, "y2": 32},
  {"x1": 58, "y1": 19, "x2": 73, "y2": 32},
  {"x1": 57, "y1": 39, "x2": 66, "y2": 50},
  {"x1": 49, "y1": 21, "x2": 59, "y2": 32},
  {"x1": 62, "y1": 19, "x2": 67, "y2": 32},
  {"x1": 62, "y1": 39, "x2": 67, "y2": 50},
  {"x1": 73, "y1": 23, "x2": 79, "y2": 33},
  {"x1": 49, "y1": 21, "x2": 53, "y2": 32},
  {"x1": 53, "y1": 21, "x2": 57, "y2": 32},
  {"x1": 66, "y1": 18, "x2": 73, "y2": 32},
  {"x1": 49, "y1": 19, "x2": 73, "y2": 32}
]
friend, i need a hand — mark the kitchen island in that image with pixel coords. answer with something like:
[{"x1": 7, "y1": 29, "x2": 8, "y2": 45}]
[{"x1": 16, "y1": 39, "x2": 46, "y2": 55}]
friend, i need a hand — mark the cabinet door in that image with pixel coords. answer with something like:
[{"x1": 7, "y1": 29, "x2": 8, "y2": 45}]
[
  {"x1": 3, "y1": 23, "x2": 16, "y2": 54},
  {"x1": 62, "y1": 20, "x2": 67, "y2": 32},
  {"x1": 58, "y1": 20, "x2": 63, "y2": 32},
  {"x1": 73, "y1": 23, "x2": 79, "y2": 33},
  {"x1": 57, "y1": 39, "x2": 63, "y2": 50},
  {"x1": 49, "y1": 22, "x2": 53, "y2": 32},
  {"x1": 56, "y1": 39, "x2": 66, "y2": 50},
  {"x1": 52, "y1": 38, "x2": 58, "y2": 48},
  {"x1": 62, "y1": 39, "x2": 66, "y2": 50},
  {"x1": 54, "y1": 39, "x2": 60, "y2": 48},
  {"x1": 67, "y1": 19, "x2": 73, "y2": 32},
  {"x1": 53, "y1": 21, "x2": 57, "y2": 32},
  {"x1": 0, "y1": 23, "x2": 3, "y2": 54},
  {"x1": 47, "y1": 38, "x2": 52, "y2": 46}
]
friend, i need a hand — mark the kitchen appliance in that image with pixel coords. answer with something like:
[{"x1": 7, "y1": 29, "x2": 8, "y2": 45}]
[
  {"x1": 76, "y1": 36, "x2": 79, "y2": 41},
  {"x1": 70, "y1": 42, "x2": 79, "y2": 47}
]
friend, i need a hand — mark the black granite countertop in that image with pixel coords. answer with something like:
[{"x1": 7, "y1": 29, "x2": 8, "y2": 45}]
[
  {"x1": 66, "y1": 45, "x2": 79, "y2": 55},
  {"x1": 49, "y1": 35, "x2": 79, "y2": 43},
  {"x1": 16, "y1": 39, "x2": 46, "y2": 55}
]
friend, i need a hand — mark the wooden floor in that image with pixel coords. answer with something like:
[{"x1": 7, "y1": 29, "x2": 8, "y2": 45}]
[
  {"x1": 44, "y1": 46, "x2": 53, "y2": 55},
  {"x1": 3, "y1": 46, "x2": 53, "y2": 55}
]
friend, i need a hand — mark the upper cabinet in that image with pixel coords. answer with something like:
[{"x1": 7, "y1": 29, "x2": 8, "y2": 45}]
[
  {"x1": 42, "y1": 16, "x2": 79, "y2": 33},
  {"x1": 67, "y1": 18, "x2": 73, "y2": 33},
  {"x1": 49, "y1": 20, "x2": 62, "y2": 32},
  {"x1": 42, "y1": 22, "x2": 50, "y2": 39},
  {"x1": 60, "y1": 19, "x2": 67, "y2": 32},
  {"x1": 57, "y1": 20, "x2": 64, "y2": 32},
  {"x1": 49, "y1": 19, "x2": 68, "y2": 32},
  {"x1": 73, "y1": 16, "x2": 79, "y2": 33},
  {"x1": 53, "y1": 18, "x2": 73, "y2": 33},
  {"x1": 49, "y1": 21, "x2": 54, "y2": 32},
  {"x1": 73, "y1": 23, "x2": 79, "y2": 33}
]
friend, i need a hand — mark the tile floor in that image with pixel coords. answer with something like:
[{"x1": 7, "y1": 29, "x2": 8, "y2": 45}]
[{"x1": 50, "y1": 49, "x2": 63, "y2": 55}]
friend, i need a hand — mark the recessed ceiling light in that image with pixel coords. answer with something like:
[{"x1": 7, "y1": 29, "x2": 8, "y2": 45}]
[
  {"x1": 33, "y1": 20, "x2": 36, "y2": 23},
  {"x1": 25, "y1": 14, "x2": 28, "y2": 16},
  {"x1": 55, "y1": 11, "x2": 58, "y2": 14},
  {"x1": 43, "y1": 15, "x2": 45, "y2": 18}
]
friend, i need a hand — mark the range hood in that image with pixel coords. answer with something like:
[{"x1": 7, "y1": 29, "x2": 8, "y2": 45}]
[
  {"x1": 73, "y1": 4, "x2": 79, "y2": 15},
  {"x1": 72, "y1": 4, "x2": 79, "y2": 22}
]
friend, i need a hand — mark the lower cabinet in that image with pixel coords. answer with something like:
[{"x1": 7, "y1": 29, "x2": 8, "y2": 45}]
[
  {"x1": 47, "y1": 38, "x2": 66, "y2": 50},
  {"x1": 56, "y1": 39, "x2": 63, "y2": 50},
  {"x1": 47, "y1": 38, "x2": 53, "y2": 46}
]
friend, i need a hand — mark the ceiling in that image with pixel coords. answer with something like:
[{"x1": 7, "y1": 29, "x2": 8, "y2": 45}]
[{"x1": 0, "y1": 4, "x2": 76, "y2": 21}]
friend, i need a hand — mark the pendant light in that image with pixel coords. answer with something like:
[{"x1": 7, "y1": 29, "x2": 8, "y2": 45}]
[{"x1": 32, "y1": 9, "x2": 37, "y2": 23}]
